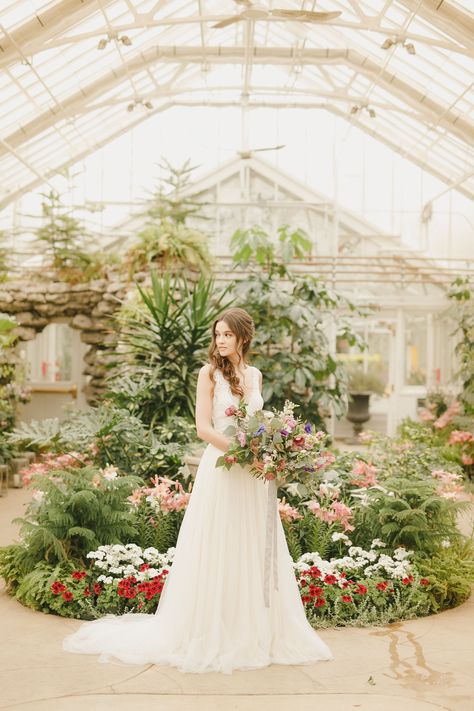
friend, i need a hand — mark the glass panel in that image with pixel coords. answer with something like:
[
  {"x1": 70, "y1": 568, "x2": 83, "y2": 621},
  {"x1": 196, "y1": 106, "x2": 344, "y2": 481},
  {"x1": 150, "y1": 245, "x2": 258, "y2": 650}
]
[{"x1": 404, "y1": 314, "x2": 427, "y2": 386}]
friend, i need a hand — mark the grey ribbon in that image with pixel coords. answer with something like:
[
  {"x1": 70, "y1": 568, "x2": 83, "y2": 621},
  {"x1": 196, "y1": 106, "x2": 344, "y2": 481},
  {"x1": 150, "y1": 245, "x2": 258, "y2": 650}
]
[{"x1": 263, "y1": 477, "x2": 279, "y2": 607}]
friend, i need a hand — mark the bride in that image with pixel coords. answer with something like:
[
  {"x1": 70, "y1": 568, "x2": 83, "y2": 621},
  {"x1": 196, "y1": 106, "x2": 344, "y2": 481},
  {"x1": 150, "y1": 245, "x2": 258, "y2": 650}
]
[{"x1": 63, "y1": 306, "x2": 334, "y2": 673}]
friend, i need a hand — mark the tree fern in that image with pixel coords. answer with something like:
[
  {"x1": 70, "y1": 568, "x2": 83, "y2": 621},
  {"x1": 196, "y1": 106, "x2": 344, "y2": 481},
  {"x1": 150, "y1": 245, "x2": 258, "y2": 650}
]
[{"x1": 12, "y1": 465, "x2": 143, "y2": 566}]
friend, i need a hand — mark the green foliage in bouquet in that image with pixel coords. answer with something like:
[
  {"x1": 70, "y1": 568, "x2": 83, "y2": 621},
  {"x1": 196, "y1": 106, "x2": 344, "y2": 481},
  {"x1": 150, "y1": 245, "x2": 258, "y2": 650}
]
[
  {"x1": 10, "y1": 465, "x2": 143, "y2": 569},
  {"x1": 105, "y1": 269, "x2": 235, "y2": 425},
  {"x1": 228, "y1": 224, "x2": 371, "y2": 426}
]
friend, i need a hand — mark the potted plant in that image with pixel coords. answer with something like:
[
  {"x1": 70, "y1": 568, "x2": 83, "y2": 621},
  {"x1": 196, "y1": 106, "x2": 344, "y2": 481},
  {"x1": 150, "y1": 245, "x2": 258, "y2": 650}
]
[{"x1": 345, "y1": 365, "x2": 385, "y2": 440}]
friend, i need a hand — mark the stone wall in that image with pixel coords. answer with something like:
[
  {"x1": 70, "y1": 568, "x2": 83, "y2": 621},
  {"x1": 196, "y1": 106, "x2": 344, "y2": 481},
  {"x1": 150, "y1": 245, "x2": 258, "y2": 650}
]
[{"x1": 0, "y1": 273, "x2": 128, "y2": 403}]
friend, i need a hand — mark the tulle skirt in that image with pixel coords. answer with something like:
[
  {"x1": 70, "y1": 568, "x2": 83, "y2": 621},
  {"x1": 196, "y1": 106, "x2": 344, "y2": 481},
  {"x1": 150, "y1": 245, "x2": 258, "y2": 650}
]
[{"x1": 62, "y1": 443, "x2": 334, "y2": 674}]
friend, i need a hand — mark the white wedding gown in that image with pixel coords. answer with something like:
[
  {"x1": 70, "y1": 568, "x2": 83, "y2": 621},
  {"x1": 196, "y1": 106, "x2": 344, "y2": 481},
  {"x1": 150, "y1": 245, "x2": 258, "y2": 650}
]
[{"x1": 63, "y1": 365, "x2": 333, "y2": 673}]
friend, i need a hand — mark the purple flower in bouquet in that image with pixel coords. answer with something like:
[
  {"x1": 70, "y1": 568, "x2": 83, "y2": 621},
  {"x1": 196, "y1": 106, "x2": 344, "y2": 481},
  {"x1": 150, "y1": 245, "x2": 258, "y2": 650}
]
[
  {"x1": 252, "y1": 424, "x2": 266, "y2": 437},
  {"x1": 304, "y1": 422, "x2": 312, "y2": 434}
]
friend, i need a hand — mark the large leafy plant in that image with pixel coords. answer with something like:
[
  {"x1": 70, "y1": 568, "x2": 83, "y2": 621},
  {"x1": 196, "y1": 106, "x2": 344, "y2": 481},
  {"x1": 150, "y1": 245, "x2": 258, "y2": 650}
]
[
  {"x1": 229, "y1": 225, "x2": 370, "y2": 425},
  {"x1": 34, "y1": 190, "x2": 111, "y2": 283},
  {"x1": 447, "y1": 276, "x2": 474, "y2": 414},
  {"x1": 105, "y1": 270, "x2": 235, "y2": 425},
  {"x1": 10, "y1": 465, "x2": 143, "y2": 570},
  {"x1": 123, "y1": 159, "x2": 214, "y2": 278}
]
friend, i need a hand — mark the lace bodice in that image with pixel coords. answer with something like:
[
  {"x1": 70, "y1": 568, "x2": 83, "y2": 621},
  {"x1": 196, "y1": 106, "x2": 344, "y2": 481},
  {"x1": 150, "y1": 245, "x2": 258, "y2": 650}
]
[{"x1": 212, "y1": 366, "x2": 264, "y2": 433}]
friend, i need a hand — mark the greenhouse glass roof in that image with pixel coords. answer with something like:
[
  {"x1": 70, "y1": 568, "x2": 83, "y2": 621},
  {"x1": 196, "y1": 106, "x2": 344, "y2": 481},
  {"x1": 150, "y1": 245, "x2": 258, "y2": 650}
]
[{"x1": 0, "y1": 0, "x2": 473, "y2": 208}]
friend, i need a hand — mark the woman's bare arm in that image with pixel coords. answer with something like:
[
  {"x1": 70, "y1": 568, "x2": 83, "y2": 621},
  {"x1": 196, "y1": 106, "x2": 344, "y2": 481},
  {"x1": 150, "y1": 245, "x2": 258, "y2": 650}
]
[{"x1": 195, "y1": 364, "x2": 232, "y2": 452}]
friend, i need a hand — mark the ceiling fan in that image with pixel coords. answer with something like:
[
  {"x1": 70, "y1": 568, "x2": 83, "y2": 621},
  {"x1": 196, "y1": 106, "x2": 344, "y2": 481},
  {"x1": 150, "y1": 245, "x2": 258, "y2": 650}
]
[
  {"x1": 212, "y1": 1, "x2": 341, "y2": 29},
  {"x1": 237, "y1": 144, "x2": 286, "y2": 159}
]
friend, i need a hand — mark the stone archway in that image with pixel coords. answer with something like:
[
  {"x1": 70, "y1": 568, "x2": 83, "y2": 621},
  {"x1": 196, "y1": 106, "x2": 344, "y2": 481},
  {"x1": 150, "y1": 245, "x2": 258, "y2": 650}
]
[{"x1": 0, "y1": 274, "x2": 127, "y2": 403}]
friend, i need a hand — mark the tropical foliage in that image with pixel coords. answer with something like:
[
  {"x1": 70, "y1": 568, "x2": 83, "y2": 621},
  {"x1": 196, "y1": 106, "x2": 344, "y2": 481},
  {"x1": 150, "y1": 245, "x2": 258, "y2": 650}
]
[
  {"x1": 228, "y1": 225, "x2": 370, "y2": 426},
  {"x1": 105, "y1": 270, "x2": 235, "y2": 425}
]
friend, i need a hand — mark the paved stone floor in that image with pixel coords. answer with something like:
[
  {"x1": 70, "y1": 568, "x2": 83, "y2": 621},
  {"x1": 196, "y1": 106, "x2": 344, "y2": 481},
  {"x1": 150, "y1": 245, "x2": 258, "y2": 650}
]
[{"x1": 1, "y1": 487, "x2": 473, "y2": 711}]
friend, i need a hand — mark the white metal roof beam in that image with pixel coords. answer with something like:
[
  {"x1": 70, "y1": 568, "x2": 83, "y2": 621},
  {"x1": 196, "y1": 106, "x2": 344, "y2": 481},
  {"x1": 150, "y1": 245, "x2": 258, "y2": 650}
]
[
  {"x1": 2, "y1": 16, "x2": 471, "y2": 64},
  {"x1": 0, "y1": 0, "x2": 117, "y2": 66},
  {"x1": 397, "y1": 0, "x2": 474, "y2": 49},
  {"x1": 0, "y1": 98, "x2": 471, "y2": 212},
  {"x1": 0, "y1": 46, "x2": 471, "y2": 159}
]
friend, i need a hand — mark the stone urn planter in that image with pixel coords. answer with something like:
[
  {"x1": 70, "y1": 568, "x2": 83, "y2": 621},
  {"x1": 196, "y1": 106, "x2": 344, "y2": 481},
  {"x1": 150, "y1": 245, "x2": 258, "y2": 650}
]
[{"x1": 346, "y1": 391, "x2": 371, "y2": 441}]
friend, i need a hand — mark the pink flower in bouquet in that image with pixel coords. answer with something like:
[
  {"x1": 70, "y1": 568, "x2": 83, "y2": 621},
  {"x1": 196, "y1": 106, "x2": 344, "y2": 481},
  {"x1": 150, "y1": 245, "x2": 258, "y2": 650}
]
[
  {"x1": 291, "y1": 435, "x2": 306, "y2": 450},
  {"x1": 448, "y1": 430, "x2": 474, "y2": 445},
  {"x1": 224, "y1": 455, "x2": 238, "y2": 465},
  {"x1": 284, "y1": 416, "x2": 297, "y2": 430},
  {"x1": 225, "y1": 405, "x2": 237, "y2": 416},
  {"x1": 237, "y1": 431, "x2": 246, "y2": 447},
  {"x1": 278, "y1": 497, "x2": 302, "y2": 522},
  {"x1": 461, "y1": 453, "x2": 474, "y2": 466},
  {"x1": 264, "y1": 472, "x2": 276, "y2": 480}
]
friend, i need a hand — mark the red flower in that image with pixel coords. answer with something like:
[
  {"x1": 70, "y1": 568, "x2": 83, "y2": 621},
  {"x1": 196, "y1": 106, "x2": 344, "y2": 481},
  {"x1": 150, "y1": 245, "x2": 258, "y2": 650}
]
[
  {"x1": 162, "y1": 569, "x2": 169, "y2": 575},
  {"x1": 71, "y1": 570, "x2": 87, "y2": 580},
  {"x1": 139, "y1": 563, "x2": 150, "y2": 572},
  {"x1": 314, "y1": 598, "x2": 326, "y2": 607},
  {"x1": 376, "y1": 582, "x2": 388, "y2": 591},
  {"x1": 62, "y1": 591, "x2": 73, "y2": 601},
  {"x1": 126, "y1": 589, "x2": 137, "y2": 599},
  {"x1": 301, "y1": 595, "x2": 312, "y2": 604},
  {"x1": 420, "y1": 578, "x2": 429, "y2": 586},
  {"x1": 402, "y1": 576, "x2": 414, "y2": 585},
  {"x1": 355, "y1": 584, "x2": 367, "y2": 595},
  {"x1": 299, "y1": 578, "x2": 308, "y2": 587},
  {"x1": 309, "y1": 585, "x2": 323, "y2": 597},
  {"x1": 51, "y1": 581, "x2": 66, "y2": 595},
  {"x1": 341, "y1": 595, "x2": 353, "y2": 603},
  {"x1": 93, "y1": 583, "x2": 102, "y2": 595},
  {"x1": 323, "y1": 574, "x2": 337, "y2": 585},
  {"x1": 83, "y1": 587, "x2": 91, "y2": 597},
  {"x1": 341, "y1": 581, "x2": 349, "y2": 589},
  {"x1": 309, "y1": 566, "x2": 321, "y2": 578}
]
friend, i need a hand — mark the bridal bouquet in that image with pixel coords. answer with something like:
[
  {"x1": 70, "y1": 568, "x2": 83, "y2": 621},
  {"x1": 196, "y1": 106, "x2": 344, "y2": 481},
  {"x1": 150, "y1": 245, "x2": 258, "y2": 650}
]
[{"x1": 215, "y1": 399, "x2": 330, "y2": 485}]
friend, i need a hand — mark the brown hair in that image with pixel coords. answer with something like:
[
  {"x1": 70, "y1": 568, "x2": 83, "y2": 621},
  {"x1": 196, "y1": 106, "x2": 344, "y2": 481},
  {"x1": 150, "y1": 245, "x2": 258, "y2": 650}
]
[{"x1": 208, "y1": 307, "x2": 255, "y2": 398}]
